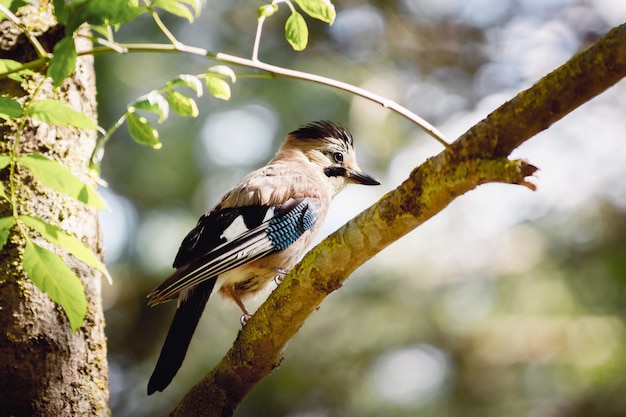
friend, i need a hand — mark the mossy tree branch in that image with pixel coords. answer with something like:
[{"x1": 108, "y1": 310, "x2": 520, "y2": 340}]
[{"x1": 169, "y1": 23, "x2": 626, "y2": 417}]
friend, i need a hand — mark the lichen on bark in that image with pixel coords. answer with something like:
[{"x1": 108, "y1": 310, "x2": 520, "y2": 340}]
[{"x1": 0, "y1": 4, "x2": 110, "y2": 416}]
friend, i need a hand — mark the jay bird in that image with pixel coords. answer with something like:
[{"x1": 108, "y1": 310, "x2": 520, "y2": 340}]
[{"x1": 146, "y1": 120, "x2": 380, "y2": 394}]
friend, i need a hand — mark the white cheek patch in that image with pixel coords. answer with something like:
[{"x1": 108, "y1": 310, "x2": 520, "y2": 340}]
[{"x1": 220, "y1": 216, "x2": 248, "y2": 241}]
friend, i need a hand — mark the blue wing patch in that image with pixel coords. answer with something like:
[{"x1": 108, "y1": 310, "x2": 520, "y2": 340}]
[{"x1": 267, "y1": 199, "x2": 320, "y2": 250}]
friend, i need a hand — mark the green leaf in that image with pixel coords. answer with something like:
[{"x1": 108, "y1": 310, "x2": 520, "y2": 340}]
[
  {"x1": 18, "y1": 215, "x2": 110, "y2": 282},
  {"x1": 133, "y1": 91, "x2": 169, "y2": 123},
  {"x1": 52, "y1": 0, "x2": 70, "y2": 25},
  {"x1": 0, "y1": 58, "x2": 22, "y2": 79},
  {"x1": 16, "y1": 153, "x2": 106, "y2": 209},
  {"x1": 166, "y1": 74, "x2": 203, "y2": 97},
  {"x1": 28, "y1": 99, "x2": 97, "y2": 130},
  {"x1": 285, "y1": 11, "x2": 308, "y2": 51},
  {"x1": 0, "y1": 58, "x2": 35, "y2": 82},
  {"x1": 205, "y1": 73, "x2": 231, "y2": 101},
  {"x1": 207, "y1": 65, "x2": 237, "y2": 83},
  {"x1": 180, "y1": 0, "x2": 202, "y2": 15},
  {"x1": 82, "y1": 0, "x2": 145, "y2": 26},
  {"x1": 126, "y1": 111, "x2": 162, "y2": 149},
  {"x1": 0, "y1": 96, "x2": 23, "y2": 119},
  {"x1": 0, "y1": 216, "x2": 15, "y2": 251},
  {"x1": 204, "y1": 66, "x2": 235, "y2": 100},
  {"x1": 23, "y1": 237, "x2": 87, "y2": 331},
  {"x1": 61, "y1": 0, "x2": 146, "y2": 32},
  {"x1": 204, "y1": 65, "x2": 237, "y2": 100},
  {"x1": 152, "y1": 0, "x2": 195, "y2": 22},
  {"x1": 165, "y1": 89, "x2": 198, "y2": 117},
  {"x1": 294, "y1": 0, "x2": 336, "y2": 24},
  {"x1": 0, "y1": 58, "x2": 20, "y2": 71},
  {"x1": 47, "y1": 36, "x2": 77, "y2": 87}
]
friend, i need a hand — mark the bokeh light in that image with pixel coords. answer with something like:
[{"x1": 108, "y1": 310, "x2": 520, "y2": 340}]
[{"x1": 368, "y1": 345, "x2": 450, "y2": 406}]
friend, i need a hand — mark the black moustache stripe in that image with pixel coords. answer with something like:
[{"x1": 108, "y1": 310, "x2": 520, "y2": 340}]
[{"x1": 324, "y1": 166, "x2": 347, "y2": 178}]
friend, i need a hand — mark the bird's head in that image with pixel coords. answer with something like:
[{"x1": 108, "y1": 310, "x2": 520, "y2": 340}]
[{"x1": 282, "y1": 121, "x2": 380, "y2": 195}]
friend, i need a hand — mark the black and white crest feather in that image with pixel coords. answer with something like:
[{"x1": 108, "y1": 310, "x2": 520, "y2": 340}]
[{"x1": 289, "y1": 120, "x2": 353, "y2": 147}]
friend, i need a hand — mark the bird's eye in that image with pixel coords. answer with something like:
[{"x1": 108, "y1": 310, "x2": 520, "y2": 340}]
[{"x1": 332, "y1": 152, "x2": 344, "y2": 163}]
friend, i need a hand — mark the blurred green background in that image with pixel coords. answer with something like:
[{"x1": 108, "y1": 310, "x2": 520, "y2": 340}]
[{"x1": 95, "y1": 1, "x2": 626, "y2": 416}]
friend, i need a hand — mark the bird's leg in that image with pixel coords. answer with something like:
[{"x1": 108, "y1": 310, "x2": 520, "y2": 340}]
[
  {"x1": 274, "y1": 268, "x2": 290, "y2": 285},
  {"x1": 234, "y1": 296, "x2": 252, "y2": 326},
  {"x1": 223, "y1": 286, "x2": 252, "y2": 325}
]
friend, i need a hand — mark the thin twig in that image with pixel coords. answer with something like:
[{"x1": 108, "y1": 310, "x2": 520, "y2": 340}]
[
  {"x1": 149, "y1": 7, "x2": 182, "y2": 47},
  {"x1": 252, "y1": 15, "x2": 265, "y2": 62}
]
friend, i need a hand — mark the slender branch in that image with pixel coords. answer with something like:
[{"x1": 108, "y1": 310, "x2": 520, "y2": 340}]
[
  {"x1": 252, "y1": 15, "x2": 265, "y2": 61},
  {"x1": 149, "y1": 7, "x2": 183, "y2": 47},
  {"x1": 216, "y1": 52, "x2": 451, "y2": 149},
  {"x1": 86, "y1": 42, "x2": 210, "y2": 57},
  {"x1": 168, "y1": 22, "x2": 626, "y2": 417},
  {"x1": 283, "y1": 0, "x2": 296, "y2": 13},
  {"x1": 96, "y1": 37, "x2": 128, "y2": 54},
  {"x1": 0, "y1": 57, "x2": 48, "y2": 78},
  {"x1": 81, "y1": 42, "x2": 452, "y2": 148},
  {"x1": 105, "y1": 24, "x2": 115, "y2": 44},
  {"x1": 90, "y1": 113, "x2": 128, "y2": 168}
]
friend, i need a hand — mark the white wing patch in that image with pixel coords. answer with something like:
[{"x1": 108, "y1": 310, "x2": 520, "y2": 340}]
[
  {"x1": 220, "y1": 216, "x2": 247, "y2": 241},
  {"x1": 220, "y1": 208, "x2": 276, "y2": 242}
]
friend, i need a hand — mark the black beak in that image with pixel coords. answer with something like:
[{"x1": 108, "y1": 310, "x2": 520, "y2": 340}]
[{"x1": 348, "y1": 169, "x2": 381, "y2": 186}]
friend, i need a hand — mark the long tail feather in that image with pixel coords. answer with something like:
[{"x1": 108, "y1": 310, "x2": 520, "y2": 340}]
[{"x1": 147, "y1": 278, "x2": 216, "y2": 394}]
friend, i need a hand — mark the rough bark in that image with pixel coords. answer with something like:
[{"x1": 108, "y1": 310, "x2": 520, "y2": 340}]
[
  {"x1": 170, "y1": 23, "x2": 626, "y2": 417},
  {"x1": 0, "y1": 6, "x2": 109, "y2": 417}
]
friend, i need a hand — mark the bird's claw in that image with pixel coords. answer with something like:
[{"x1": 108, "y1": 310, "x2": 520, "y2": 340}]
[
  {"x1": 274, "y1": 268, "x2": 289, "y2": 285},
  {"x1": 240, "y1": 313, "x2": 252, "y2": 326}
]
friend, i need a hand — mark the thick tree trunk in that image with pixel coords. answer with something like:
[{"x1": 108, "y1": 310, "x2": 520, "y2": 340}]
[{"x1": 0, "y1": 6, "x2": 109, "y2": 417}]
